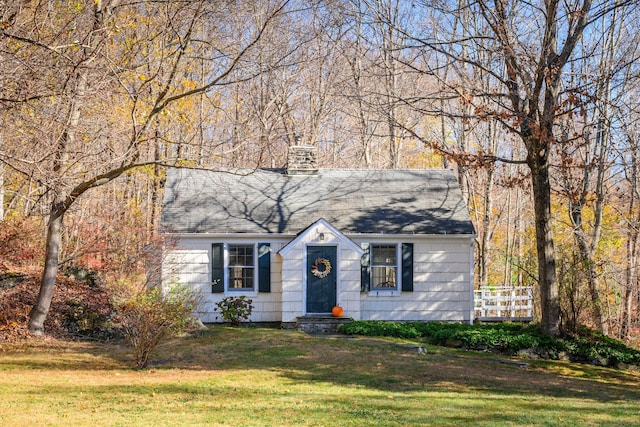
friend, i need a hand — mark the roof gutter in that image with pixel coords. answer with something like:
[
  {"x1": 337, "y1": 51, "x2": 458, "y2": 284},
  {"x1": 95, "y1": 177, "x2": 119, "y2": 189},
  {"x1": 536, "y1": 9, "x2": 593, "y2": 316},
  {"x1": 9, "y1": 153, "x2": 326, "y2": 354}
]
[{"x1": 162, "y1": 231, "x2": 476, "y2": 240}]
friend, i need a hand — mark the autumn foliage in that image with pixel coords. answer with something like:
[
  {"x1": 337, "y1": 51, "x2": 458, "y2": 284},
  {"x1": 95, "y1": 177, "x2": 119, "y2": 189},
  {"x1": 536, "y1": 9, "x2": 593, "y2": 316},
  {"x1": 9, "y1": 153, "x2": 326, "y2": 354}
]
[
  {"x1": 0, "y1": 218, "x2": 43, "y2": 267},
  {"x1": 1, "y1": 0, "x2": 639, "y2": 343},
  {"x1": 0, "y1": 270, "x2": 115, "y2": 343}
]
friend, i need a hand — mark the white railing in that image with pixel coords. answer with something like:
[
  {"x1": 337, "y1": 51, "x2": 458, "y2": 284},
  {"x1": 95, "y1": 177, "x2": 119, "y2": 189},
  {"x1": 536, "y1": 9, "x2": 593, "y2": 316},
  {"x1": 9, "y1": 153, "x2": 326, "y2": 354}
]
[{"x1": 474, "y1": 286, "x2": 533, "y2": 321}]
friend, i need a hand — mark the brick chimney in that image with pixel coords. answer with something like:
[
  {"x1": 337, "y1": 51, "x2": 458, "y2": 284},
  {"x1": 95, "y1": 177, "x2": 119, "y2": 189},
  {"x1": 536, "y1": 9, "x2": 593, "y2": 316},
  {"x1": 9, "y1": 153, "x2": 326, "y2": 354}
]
[{"x1": 287, "y1": 144, "x2": 318, "y2": 176}]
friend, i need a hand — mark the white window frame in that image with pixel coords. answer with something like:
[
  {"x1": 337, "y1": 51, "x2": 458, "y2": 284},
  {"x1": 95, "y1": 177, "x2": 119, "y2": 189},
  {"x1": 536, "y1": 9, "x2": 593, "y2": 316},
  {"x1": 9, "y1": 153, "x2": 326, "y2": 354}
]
[
  {"x1": 226, "y1": 243, "x2": 257, "y2": 292},
  {"x1": 370, "y1": 243, "x2": 400, "y2": 291}
]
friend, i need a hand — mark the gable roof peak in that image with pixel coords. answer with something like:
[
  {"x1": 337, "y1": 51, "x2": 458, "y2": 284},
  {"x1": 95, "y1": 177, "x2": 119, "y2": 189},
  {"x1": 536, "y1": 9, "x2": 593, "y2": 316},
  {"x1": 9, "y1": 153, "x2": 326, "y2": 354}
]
[{"x1": 278, "y1": 218, "x2": 364, "y2": 257}]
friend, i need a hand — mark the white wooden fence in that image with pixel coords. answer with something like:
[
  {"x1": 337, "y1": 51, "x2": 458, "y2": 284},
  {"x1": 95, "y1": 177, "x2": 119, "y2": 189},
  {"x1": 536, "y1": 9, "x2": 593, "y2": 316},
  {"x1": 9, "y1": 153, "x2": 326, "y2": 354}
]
[{"x1": 474, "y1": 286, "x2": 533, "y2": 322}]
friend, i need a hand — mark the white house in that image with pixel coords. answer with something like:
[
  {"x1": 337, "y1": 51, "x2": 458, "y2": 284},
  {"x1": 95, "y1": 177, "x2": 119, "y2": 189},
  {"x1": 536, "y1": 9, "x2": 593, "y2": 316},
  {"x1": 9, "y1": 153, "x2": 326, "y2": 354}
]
[{"x1": 160, "y1": 146, "x2": 475, "y2": 326}]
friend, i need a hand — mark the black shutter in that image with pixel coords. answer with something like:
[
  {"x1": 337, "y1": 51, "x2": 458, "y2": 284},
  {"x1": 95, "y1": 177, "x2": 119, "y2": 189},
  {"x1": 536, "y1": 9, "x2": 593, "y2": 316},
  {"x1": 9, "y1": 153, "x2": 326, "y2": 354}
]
[
  {"x1": 401, "y1": 243, "x2": 414, "y2": 292},
  {"x1": 360, "y1": 243, "x2": 370, "y2": 292},
  {"x1": 211, "y1": 243, "x2": 225, "y2": 293},
  {"x1": 258, "y1": 243, "x2": 271, "y2": 292}
]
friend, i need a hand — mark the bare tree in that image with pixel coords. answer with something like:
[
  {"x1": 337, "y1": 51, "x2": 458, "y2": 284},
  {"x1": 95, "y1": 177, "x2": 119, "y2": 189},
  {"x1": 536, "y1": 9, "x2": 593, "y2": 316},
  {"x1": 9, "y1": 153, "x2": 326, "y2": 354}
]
[
  {"x1": 0, "y1": 0, "x2": 289, "y2": 334},
  {"x1": 403, "y1": 0, "x2": 637, "y2": 335},
  {"x1": 340, "y1": 2, "x2": 375, "y2": 166},
  {"x1": 618, "y1": 68, "x2": 640, "y2": 340},
  {"x1": 0, "y1": 116, "x2": 4, "y2": 222}
]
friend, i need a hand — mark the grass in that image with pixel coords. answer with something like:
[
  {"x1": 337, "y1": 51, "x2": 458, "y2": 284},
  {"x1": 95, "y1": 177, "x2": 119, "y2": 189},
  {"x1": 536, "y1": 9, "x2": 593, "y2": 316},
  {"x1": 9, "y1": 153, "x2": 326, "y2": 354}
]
[{"x1": 1, "y1": 327, "x2": 640, "y2": 426}]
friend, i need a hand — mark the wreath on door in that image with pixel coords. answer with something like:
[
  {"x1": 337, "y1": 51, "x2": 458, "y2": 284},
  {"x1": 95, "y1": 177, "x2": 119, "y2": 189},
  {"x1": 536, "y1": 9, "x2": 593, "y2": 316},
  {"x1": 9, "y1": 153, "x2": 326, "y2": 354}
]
[{"x1": 311, "y1": 257, "x2": 332, "y2": 279}]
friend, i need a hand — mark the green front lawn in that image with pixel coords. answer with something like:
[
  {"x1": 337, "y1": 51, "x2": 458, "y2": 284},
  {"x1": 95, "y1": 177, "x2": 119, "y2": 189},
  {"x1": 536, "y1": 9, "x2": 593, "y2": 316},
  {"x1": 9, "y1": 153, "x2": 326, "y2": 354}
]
[{"x1": 1, "y1": 327, "x2": 639, "y2": 426}]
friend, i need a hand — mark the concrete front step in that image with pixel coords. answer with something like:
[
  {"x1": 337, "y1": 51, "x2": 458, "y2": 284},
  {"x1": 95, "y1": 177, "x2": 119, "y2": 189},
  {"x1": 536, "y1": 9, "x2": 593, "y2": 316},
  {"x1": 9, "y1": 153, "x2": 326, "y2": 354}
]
[{"x1": 295, "y1": 316, "x2": 352, "y2": 334}]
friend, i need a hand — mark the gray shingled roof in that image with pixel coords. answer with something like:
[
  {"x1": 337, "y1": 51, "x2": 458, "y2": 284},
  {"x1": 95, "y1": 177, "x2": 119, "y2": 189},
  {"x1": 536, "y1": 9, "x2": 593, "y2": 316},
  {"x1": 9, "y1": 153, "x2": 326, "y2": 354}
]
[{"x1": 161, "y1": 168, "x2": 475, "y2": 235}]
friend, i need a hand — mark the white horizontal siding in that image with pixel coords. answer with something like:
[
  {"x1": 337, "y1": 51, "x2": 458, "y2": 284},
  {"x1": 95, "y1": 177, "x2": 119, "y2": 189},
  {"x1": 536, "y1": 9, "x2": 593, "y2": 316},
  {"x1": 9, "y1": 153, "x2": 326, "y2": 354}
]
[
  {"x1": 360, "y1": 237, "x2": 472, "y2": 322},
  {"x1": 365, "y1": 309, "x2": 468, "y2": 322},
  {"x1": 419, "y1": 262, "x2": 471, "y2": 273},
  {"x1": 166, "y1": 233, "x2": 473, "y2": 324},
  {"x1": 164, "y1": 237, "x2": 284, "y2": 323},
  {"x1": 337, "y1": 249, "x2": 361, "y2": 320}
]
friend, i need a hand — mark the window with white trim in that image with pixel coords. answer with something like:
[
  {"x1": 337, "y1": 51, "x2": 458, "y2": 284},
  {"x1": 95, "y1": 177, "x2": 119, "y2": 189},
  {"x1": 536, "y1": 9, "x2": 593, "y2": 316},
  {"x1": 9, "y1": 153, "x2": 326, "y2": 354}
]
[
  {"x1": 212, "y1": 243, "x2": 271, "y2": 293},
  {"x1": 361, "y1": 242, "x2": 413, "y2": 293},
  {"x1": 371, "y1": 244, "x2": 398, "y2": 290},
  {"x1": 228, "y1": 244, "x2": 255, "y2": 290}
]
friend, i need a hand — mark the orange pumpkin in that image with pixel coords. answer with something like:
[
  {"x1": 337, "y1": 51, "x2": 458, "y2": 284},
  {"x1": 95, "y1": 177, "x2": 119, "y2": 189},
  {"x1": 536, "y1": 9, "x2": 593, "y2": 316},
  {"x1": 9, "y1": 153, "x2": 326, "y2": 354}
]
[{"x1": 331, "y1": 306, "x2": 344, "y2": 317}]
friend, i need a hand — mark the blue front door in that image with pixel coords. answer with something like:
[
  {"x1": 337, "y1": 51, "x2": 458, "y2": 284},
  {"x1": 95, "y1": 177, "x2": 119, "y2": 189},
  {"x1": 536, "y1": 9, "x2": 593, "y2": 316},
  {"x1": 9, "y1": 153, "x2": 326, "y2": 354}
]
[{"x1": 306, "y1": 246, "x2": 337, "y2": 314}]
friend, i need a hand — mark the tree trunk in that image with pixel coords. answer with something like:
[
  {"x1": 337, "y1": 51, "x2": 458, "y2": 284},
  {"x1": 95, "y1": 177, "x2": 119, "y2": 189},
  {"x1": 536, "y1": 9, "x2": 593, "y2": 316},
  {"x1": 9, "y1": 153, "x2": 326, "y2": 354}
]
[
  {"x1": 504, "y1": 184, "x2": 513, "y2": 286},
  {"x1": 28, "y1": 207, "x2": 64, "y2": 334},
  {"x1": 571, "y1": 216, "x2": 606, "y2": 333},
  {"x1": 149, "y1": 127, "x2": 161, "y2": 238},
  {"x1": 0, "y1": 154, "x2": 4, "y2": 222},
  {"x1": 479, "y1": 165, "x2": 495, "y2": 288},
  {"x1": 27, "y1": 0, "x2": 99, "y2": 333},
  {"x1": 529, "y1": 148, "x2": 561, "y2": 336},
  {"x1": 622, "y1": 161, "x2": 639, "y2": 340},
  {"x1": 0, "y1": 117, "x2": 4, "y2": 221},
  {"x1": 568, "y1": 7, "x2": 619, "y2": 335},
  {"x1": 621, "y1": 275, "x2": 634, "y2": 340}
]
